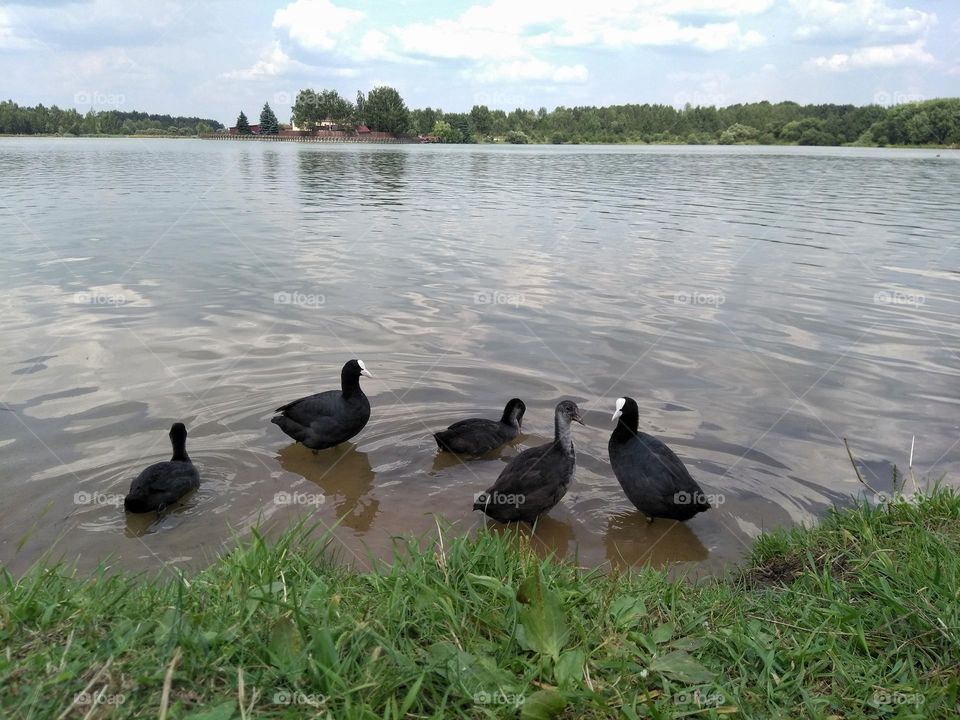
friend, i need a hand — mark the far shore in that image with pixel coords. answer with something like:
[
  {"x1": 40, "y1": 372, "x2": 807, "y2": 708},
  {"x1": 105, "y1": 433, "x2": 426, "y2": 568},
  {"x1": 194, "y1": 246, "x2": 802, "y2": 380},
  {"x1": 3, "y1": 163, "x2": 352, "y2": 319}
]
[{"x1": 0, "y1": 133, "x2": 956, "y2": 150}]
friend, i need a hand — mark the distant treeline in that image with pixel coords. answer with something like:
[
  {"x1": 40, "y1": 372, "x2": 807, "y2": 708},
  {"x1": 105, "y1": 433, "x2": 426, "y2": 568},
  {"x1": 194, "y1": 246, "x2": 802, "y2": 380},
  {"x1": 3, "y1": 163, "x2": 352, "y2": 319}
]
[
  {"x1": 0, "y1": 101, "x2": 224, "y2": 136},
  {"x1": 4, "y1": 96, "x2": 959, "y2": 146},
  {"x1": 416, "y1": 97, "x2": 960, "y2": 146}
]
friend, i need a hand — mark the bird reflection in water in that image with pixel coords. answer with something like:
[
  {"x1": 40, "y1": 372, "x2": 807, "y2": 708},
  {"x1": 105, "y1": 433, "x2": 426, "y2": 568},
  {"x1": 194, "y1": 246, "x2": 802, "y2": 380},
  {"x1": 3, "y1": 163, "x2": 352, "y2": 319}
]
[
  {"x1": 604, "y1": 511, "x2": 708, "y2": 571},
  {"x1": 276, "y1": 443, "x2": 378, "y2": 531}
]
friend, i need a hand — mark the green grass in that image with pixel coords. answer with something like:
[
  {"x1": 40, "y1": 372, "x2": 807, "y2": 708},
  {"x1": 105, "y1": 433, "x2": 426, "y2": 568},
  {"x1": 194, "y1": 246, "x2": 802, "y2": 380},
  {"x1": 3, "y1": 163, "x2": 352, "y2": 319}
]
[{"x1": 2, "y1": 488, "x2": 959, "y2": 719}]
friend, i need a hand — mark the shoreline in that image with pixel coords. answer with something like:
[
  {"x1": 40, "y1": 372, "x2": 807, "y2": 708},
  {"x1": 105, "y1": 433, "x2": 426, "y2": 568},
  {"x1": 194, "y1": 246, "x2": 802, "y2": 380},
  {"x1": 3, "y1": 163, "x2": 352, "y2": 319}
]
[
  {"x1": 2, "y1": 485, "x2": 957, "y2": 718},
  {"x1": 0, "y1": 133, "x2": 956, "y2": 150}
]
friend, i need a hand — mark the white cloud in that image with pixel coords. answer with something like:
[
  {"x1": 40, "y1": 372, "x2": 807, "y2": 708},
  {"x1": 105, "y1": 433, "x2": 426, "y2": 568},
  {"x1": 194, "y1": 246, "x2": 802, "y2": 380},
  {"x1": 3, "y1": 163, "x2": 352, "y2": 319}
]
[
  {"x1": 790, "y1": 0, "x2": 936, "y2": 42},
  {"x1": 394, "y1": 20, "x2": 527, "y2": 60},
  {"x1": 394, "y1": 1, "x2": 768, "y2": 57},
  {"x1": 0, "y1": 8, "x2": 35, "y2": 49},
  {"x1": 808, "y1": 41, "x2": 935, "y2": 72},
  {"x1": 471, "y1": 59, "x2": 589, "y2": 83},
  {"x1": 221, "y1": 42, "x2": 296, "y2": 80},
  {"x1": 273, "y1": 0, "x2": 365, "y2": 52}
]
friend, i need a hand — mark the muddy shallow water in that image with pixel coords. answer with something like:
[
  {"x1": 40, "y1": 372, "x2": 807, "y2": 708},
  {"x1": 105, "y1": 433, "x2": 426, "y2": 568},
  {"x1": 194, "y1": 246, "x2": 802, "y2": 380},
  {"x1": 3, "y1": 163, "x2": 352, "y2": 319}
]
[{"x1": 1, "y1": 139, "x2": 958, "y2": 577}]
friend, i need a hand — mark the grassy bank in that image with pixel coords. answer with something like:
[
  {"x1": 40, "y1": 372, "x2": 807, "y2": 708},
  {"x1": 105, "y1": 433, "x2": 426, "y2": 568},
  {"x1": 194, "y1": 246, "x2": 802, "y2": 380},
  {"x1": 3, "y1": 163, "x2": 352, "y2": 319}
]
[{"x1": 2, "y1": 489, "x2": 958, "y2": 719}]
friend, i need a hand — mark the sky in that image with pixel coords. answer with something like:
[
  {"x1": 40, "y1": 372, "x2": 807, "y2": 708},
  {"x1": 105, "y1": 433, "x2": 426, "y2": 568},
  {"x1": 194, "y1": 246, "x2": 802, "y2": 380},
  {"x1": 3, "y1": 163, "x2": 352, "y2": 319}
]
[{"x1": 1, "y1": 0, "x2": 958, "y2": 125}]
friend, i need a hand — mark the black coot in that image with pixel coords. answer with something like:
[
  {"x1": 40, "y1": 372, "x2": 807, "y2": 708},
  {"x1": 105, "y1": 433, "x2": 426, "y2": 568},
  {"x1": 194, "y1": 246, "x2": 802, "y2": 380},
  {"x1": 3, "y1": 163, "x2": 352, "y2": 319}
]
[
  {"x1": 124, "y1": 423, "x2": 200, "y2": 513},
  {"x1": 473, "y1": 400, "x2": 583, "y2": 523},
  {"x1": 434, "y1": 398, "x2": 526, "y2": 455},
  {"x1": 608, "y1": 397, "x2": 710, "y2": 521},
  {"x1": 271, "y1": 359, "x2": 372, "y2": 452}
]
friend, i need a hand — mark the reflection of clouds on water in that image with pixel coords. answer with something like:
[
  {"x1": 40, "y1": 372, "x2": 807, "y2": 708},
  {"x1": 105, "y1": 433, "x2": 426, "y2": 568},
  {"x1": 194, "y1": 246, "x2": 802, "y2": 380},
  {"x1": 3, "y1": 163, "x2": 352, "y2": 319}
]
[{"x1": 2, "y1": 141, "x2": 959, "y2": 577}]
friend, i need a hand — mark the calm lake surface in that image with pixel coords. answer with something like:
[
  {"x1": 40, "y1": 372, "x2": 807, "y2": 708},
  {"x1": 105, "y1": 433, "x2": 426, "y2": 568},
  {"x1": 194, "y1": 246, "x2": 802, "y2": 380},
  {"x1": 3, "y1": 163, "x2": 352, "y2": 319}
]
[{"x1": 1, "y1": 138, "x2": 958, "y2": 577}]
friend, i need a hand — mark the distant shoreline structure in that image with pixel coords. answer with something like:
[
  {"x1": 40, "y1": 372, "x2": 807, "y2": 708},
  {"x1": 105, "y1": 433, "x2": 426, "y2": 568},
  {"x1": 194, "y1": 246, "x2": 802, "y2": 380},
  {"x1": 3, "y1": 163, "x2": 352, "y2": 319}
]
[{"x1": 200, "y1": 132, "x2": 420, "y2": 144}]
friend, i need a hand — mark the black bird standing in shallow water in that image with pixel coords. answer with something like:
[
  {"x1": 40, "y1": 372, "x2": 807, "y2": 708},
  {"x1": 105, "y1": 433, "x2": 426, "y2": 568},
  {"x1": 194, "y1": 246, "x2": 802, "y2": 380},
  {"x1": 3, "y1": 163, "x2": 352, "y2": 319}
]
[
  {"x1": 474, "y1": 400, "x2": 583, "y2": 524},
  {"x1": 271, "y1": 359, "x2": 372, "y2": 452},
  {"x1": 608, "y1": 397, "x2": 710, "y2": 521},
  {"x1": 434, "y1": 398, "x2": 526, "y2": 455},
  {"x1": 124, "y1": 423, "x2": 200, "y2": 514}
]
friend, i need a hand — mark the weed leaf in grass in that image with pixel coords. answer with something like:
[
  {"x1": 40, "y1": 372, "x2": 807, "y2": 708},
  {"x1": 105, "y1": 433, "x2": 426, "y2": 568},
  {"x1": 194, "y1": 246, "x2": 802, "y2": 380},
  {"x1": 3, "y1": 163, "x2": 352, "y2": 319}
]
[
  {"x1": 268, "y1": 615, "x2": 305, "y2": 680},
  {"x1": 431, "y1": 643, "x2": 516, "y2": 698},
  {"x1": 553, "y1": 649, "x2": 585, "y2": 687},
  {"x1": 648, "y1": 649, "x2": 715, "y2": 684},
  {"x1": 182, "y1": 701, "x2": 236, "y2": 720},
  {"x1": 609, "y1": 595, "x2": 647, "y2": 628},
  {"x1": 516, "y1": 573, "x2": 570, "y2": 662},
  {"x1": 520, "y1": 689, "x2": 567, "y2": 719},
  {"x1": 651, "y1": 621, "x2": 674, "y2": 645}
]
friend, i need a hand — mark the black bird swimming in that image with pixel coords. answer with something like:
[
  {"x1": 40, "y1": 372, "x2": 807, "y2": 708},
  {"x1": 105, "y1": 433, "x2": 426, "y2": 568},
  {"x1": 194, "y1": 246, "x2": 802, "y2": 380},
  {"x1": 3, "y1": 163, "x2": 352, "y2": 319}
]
[
  {"x1": 473, "y1": 400, "x2": 583, "y2": 523},
  {"x1": 271, "y1": 359, "x2": 372, "y2": 451},
  {"x1": 124, "y1": 422, "x2": 200, "y2": 513},
  {"x1": 608, "y1": 397, "x2": 710, "y2": 521},
  {"x1": 434, "y1": 398, "x2": 526, "y2": 455}
]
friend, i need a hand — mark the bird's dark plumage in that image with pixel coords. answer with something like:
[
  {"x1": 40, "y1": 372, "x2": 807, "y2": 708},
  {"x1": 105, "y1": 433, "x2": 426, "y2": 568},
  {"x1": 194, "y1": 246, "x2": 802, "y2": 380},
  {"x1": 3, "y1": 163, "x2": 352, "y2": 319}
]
[
  {"x1": 434, "y1": 398, "x2": 525, "y2": 455},
  {"x1": 608, "y1": 397, "x2": 709, "y2": 521},
  {"x1": 473, "y1": 400, "x2": 583, "y2": 523},
  {"x1": 271, "y1": 359, "x2": 372, "y2": 451},
  {"x1": 124, "y1": 422, "x2": 200, "y2": 513}
]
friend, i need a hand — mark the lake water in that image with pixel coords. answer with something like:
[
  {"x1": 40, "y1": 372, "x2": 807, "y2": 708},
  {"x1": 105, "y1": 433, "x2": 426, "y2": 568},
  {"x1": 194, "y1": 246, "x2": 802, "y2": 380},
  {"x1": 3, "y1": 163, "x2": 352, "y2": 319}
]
[{"x1": 1, "y1": 138, "x2": 958, "y2": 577}]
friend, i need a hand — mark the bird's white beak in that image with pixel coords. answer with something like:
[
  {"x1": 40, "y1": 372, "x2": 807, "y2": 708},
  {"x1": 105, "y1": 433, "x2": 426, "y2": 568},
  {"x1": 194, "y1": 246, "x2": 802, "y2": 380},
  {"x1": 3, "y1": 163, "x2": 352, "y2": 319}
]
[
  {"x1": 361, "y1": 369, "x2": 373, "y2": 378},
  {"x1": 612, "y1": 397, "x2": 625, "y2": 422}
]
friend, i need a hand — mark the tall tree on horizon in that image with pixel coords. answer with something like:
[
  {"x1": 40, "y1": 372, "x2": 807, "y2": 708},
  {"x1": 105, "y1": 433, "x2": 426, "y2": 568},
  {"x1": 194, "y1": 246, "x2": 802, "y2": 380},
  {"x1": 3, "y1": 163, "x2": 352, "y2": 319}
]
[
  {"x1": 259, "y1": 102, "x2": 279, "y2": 134},
  {"x1": 235, "y1": 111, "x2": 251, "y2": 135},
  {"x1": 355, "y1": 90, "x2": 366, "y2": 125},
  {"x1": 364, "y1": 86, "x2": 410, "y2": 135}
]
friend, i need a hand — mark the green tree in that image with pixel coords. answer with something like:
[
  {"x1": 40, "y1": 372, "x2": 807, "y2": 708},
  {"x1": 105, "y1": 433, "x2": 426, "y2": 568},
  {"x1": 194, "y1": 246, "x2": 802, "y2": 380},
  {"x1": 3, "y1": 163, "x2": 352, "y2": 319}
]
[
  {"x1": 431, "y1": 119, "x2": 461, "y2": 143},
  {"x1": 259, "y1": 102, "x2": 279, "y2": 134},
  {"x1": 235, "y1": 111, "x2": 252, "y2": 135},
  {"x1": 469, "y1": 104, "x2": 492, "y2": 137},
  {"x1": 292, "y1": 89, "x2": 353, "y2": 129},
  {"x1": 505, "y1": 129, "x2": 529, "y2": 144},
  {"x1": 80, "y1": 110, "x2": 98, "y2": 135},
  {"x1": 355, "y1": 90, "x2": 366, "y2": 125},
  {"x1": 364, "y1": 86, "x2": 410, "y2": 135},
  {"x1": 718, "y1": 123, "x2": 759, "y2": 144}
]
